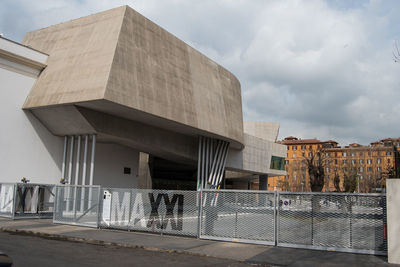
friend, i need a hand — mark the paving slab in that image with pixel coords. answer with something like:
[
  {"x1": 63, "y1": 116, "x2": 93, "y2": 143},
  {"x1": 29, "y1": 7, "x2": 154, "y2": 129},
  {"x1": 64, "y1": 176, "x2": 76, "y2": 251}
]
[{"x1": 0, "y1": 218, "x2": 397, "y2": 266}]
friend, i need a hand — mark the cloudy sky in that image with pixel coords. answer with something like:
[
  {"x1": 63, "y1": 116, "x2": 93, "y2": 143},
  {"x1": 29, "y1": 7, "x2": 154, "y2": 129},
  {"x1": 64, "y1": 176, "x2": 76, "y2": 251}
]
[{"x1": 1, "y1": 0, "x2": 400, "y2": 146}]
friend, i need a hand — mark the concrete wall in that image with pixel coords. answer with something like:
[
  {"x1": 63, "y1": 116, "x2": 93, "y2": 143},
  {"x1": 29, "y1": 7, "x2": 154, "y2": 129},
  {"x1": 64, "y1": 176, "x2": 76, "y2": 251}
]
[
  {"x1": 386, "y1": 179, "x2": 400, "y2": 264},
  {"x1": 22, "y1": 6, "x2": 244, "y2": 148},
  {"x1": 0, "y1": 52, "x2": 63, "y2": 184},
  {"x1": 93, "y1": 143, "x2": 139, "y2": 188}
]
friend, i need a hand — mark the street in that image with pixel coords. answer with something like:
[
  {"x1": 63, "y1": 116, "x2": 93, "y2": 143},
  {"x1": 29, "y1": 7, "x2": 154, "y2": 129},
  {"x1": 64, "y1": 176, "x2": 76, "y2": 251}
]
[{"x1": 0, "y1": 232, "x2": 255, "y2": 267}]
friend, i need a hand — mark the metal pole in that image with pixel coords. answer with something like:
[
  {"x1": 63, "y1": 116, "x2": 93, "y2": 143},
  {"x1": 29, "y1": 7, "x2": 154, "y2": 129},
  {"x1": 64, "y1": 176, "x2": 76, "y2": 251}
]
[
  {"x1": 73, "y1": 136, "x2": 81, "y2": 214},
  {"x1": 81, "y1": 135, "x2": 89, "y2": 212},
  {"x1": 68, "y1": 136, "x2": 74, "y2": 184},
  {"x1": 66, "y1": 136, "x2": 74, "y2": 212},
  {"x1": 88, "y1": 135, "x2": 96, "y2": 207},
  {"x1": 89, "y1": 134, "x2": 96, "y2": 186},
  {"x1": 61, "y1": 136, "x2": 68, "y2": 180}
]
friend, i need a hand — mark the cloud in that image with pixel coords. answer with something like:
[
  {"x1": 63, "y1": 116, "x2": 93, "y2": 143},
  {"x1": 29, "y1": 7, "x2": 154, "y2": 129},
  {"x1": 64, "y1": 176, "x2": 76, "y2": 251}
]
[{"x1": 1, "y1": 0, "x2": 400, "y2": 146}]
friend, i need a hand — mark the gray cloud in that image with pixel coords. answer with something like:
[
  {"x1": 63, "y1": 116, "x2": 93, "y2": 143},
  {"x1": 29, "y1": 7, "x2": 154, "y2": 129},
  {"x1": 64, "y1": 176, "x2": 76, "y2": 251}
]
[{"x1": 1, "y1": 0, "x2": 400, "y2": 146}]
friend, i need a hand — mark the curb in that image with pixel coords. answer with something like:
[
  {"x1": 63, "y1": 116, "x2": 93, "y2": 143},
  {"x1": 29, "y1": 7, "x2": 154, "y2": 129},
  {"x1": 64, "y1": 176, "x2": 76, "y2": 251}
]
[{"x1": 0, "y1": 227, "x2": 224, "y2": 261}]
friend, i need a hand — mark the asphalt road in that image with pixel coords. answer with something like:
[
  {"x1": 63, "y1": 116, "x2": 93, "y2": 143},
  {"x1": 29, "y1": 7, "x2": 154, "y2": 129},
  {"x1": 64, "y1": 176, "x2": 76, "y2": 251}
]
[{"x1": 0, "y1": 232, "x2": 255, "y2": 267}]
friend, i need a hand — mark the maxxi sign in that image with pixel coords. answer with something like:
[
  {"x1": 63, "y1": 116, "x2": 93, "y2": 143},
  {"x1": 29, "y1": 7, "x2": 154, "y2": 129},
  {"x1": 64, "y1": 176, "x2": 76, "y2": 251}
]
[{"x1": 101, "y1": 190, "x2": 184, "y2": 231}]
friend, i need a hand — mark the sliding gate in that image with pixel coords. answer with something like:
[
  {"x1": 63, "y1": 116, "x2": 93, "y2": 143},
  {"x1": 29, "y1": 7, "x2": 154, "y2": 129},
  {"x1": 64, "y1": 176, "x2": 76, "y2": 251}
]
[
  {"x1": 199, "y1": 190, "x2": 386, "y2": 255},
  {"x1": 200, "y1": 189, "x2": 276, "y2": 245}
]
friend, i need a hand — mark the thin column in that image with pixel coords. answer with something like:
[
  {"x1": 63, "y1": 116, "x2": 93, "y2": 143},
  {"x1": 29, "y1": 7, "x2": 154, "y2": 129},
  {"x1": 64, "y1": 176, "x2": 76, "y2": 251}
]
[
  {"x1": 88, "y1": 134, "x2": 96, "y2": 207},
  {"x1": 81, "y1": 135, "x2": 89, "y2": 211},
  {"x1": 73, "y1": 136, "x2": 81, "y2": 214},
  {"x1": 66, "y1": 136, "x2": 74, "y2": 212},
  {"x1": 61, "y1": 136, "x2": 68, "y2": 180}
]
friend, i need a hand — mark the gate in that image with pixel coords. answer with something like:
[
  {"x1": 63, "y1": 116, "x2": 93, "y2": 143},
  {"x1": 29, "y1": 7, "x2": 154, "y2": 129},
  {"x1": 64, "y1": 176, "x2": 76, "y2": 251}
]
[
  {"x1": 276, "y1": 192, "x2": 386, "y2": 255},
  {"x1": 199, "y1": 189, "x2": 276, "y2": 245},
  {"x1": 53, "y1": 185, "x2": 101, "y2": 228}
]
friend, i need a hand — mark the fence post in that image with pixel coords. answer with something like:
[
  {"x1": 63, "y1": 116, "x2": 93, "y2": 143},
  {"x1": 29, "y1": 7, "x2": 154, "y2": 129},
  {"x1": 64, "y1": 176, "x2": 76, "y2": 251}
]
[
  {"x1": 311, "y1": 194, "x2": 314, "y2": 246},
  {"x1": 12, "y1": 184, "x2": 17, "y2": 220},
  {"x1": 349, "y1": 195, "x2": 353, "y2": 249},
  {"x1": 96, "y1": 186, "x2": 102, "y2": 228},
  {"x1": 274, "y1": 191, "x2": 278, "y2": 246},
  {"x1": 53, "y1": 186, "x2": 58, "y2": 222},
  {"x1": 197, "y1": 190, "x2": 202, "y2": 238}
]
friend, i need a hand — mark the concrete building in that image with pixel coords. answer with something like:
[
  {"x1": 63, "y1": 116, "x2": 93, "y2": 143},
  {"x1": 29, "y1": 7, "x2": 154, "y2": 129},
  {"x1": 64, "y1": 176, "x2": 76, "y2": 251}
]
[{"x1": 0, "y1": 6, "x2": 286, "y2": 190}]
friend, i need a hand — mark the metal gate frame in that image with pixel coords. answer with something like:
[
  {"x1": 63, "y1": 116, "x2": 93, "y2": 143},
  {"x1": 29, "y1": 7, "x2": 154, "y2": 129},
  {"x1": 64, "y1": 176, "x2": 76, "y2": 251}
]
[
  {"x1": 199, "y1": 189, "x2": 277, "y2": 246},
  {"x1": 275, "y1": 192, "x2": 387, "y2": 255}
]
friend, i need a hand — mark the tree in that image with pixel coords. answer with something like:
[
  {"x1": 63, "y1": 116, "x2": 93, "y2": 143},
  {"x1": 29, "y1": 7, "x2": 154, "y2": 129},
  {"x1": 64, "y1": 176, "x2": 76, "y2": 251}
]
[
  {"x1": 333, "y1": 171, "x2": 341, "y2": 192},
  {"x1": 305, "y1": 151, "x2": 325, "y2": 192},
  {"x1": 343, "y1": 168, "x2": 357, "y2": 193}
]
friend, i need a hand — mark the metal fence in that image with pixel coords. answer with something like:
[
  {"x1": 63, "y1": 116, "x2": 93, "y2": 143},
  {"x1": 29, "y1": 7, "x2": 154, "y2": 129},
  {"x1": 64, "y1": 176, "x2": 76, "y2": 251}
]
[
  {"x1": 53, "y1": 185, "x2": 101, "y2": 228},
  {"x1": 277, "y1": 192, "x2": 386, "y2": 255},
  {"x1": 0, "y1": 183, "x2": 55, "y2": 219},
  {"x1": 50, "y1": 185, "x2": 386, "y2": 255},
  {"x1": 200, "y1": 189, "x2": 276, "y2": 245},
  {"x1": 14, "y1": 183, "x2": 55, "y2": 218},
  {"x1": 0, "y1": 183, "x2": 16, "y2": 218},
  {"x1": 99, "y1": 188, "x2": 199, "y2": 236}
]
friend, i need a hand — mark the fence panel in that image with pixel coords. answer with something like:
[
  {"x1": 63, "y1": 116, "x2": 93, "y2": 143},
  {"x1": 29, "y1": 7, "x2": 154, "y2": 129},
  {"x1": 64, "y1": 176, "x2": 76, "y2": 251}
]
[
  {"x1": 0, "y1": 183, "x2": 16, "y2": 218},
  {"x1": 277, "y1": 192, "x2": 386, "y2": 255},
  {"x1": 53, "y1": 185, "x2": 101, "y2": 228},
  {"x1": 99, "y1": 188, "x2": 199, "y2": 236},
  {"x1": 200, "y1": 189, "x2": 276, "y2": 245},
  {"x1": 14, "y1": 183, "x2": 55, "y2": 218}
]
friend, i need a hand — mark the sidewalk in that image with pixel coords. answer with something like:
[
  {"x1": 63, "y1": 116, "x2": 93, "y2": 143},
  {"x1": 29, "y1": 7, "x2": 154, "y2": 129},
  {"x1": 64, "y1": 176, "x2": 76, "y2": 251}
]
[{"x1": 0, "y1": 218, "x2": 395, "y2": 267}]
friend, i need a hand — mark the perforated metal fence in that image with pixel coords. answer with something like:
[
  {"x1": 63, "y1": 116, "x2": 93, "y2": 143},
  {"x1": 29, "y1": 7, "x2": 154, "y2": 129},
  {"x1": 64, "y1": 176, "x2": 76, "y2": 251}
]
[
  {"x1": 0, "y1": 183, "x2": 16, "y2": 218},
  {"x1": 14, "y1": 183, "x2": 55, "y2": 218},
  {"x1": 99, "y1": 188, "x2": 199, "y2": 236},
  {"x1": 277, "y1": 192, "x2": 386, "y2": 255},
  {"x1": 200, "y1": 189, "x2": 276, "y2": 245},
  {"x1": 53, "y1": 185, "x2": 101, "y2": 228}
]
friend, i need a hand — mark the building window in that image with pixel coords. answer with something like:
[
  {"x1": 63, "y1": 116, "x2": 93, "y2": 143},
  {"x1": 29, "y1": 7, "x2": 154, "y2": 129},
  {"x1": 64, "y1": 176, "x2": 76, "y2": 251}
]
[
  {"x1": 359, "y1": 159, "x2": 364, "y2": 164},
  {"x1": 377, "y1": 158, "x2": 381, "y2": 164},
  {"x1": 368, "y1": 167, "x2": 372, "y2": 172},
  {"x1": 368, "y1": 151, "x2": 371, "y2": 156},
  {"x1": 367, "y1": 159, "x2": 372, "y2": 164},
  {"x1": 309, "y1": 145, "x2": 312, "y2": 149},
  {"x1": 326, "y1": 167, "x2": 330, "y2": 172},
  {"x1": 359, "y1": 167, "x2": 364, "y2": 172},
  {"x1": 343, "y1": 152, "x2": 347, "y2": 157},
  {"x1": 343, "y1": 167, "x2": 348, "y2": 172},
  {"x1": 293, "y1": 146, "x2": 297, "y2": 151},
  {"x1": 293, "y1": 153, "x2": 297, "y2": 158},
  {"x1": 301, "y1": 145, "x2": 306, "y2": 150},
  {"x1": 351, "y1": 152, "x2": 356, "y2": 157},
  {"x1": 335, "y1": 159, "x2": 338, "y2": 165},
  {"x1": 386, "y1": 151, "x2": 392, "y2": 156},
  {"x1": 285, "y1": 160, "x2": 289, "y2": 165},
  {"x1": 302, "y1": 152, "x2": 305, "y2": 157},
  {"x1": 325, "y1": 152, "x2": 330, "y2": 157},
  {"x1": 378, "y1": 167, "x2": 382, "y2": 172},
  {"x1": 309, "y1": 152, "x2": 313, "y2": 157},
  {"x1": 270, "y1": 156, "x2": 285, "y2": 171},
  {"x1": 351, "y1": 159, "x2": 356, "y2": 165},
  {"x1": 388, "y1": 159, "x2": 391, "y2": 164},
  {"x1": 343, "y1": 159, "x2": 347, "y2": 164}
]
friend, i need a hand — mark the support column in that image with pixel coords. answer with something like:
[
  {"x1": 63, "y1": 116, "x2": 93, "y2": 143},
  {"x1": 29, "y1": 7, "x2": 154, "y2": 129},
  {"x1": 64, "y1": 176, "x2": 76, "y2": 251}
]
[
  {"x1": 61, "y1": 136, "x2": 68, "y2": 181},
  {"x1": 88, "y1": 134, "x2": 96, "y2": 207},
  {"x1": 80, "y1": 135, "x2": 89, "y2": 211}
]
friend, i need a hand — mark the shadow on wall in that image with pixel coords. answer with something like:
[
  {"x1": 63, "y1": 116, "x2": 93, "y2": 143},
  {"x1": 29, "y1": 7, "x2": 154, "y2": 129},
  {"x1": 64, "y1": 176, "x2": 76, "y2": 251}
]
[{"x1": 24, "y1": 110, "x2": 63, "y2": 173}]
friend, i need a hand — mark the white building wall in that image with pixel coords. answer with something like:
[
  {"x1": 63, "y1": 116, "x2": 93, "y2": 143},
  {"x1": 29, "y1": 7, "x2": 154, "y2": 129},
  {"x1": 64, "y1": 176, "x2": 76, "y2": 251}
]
[
  {"x1": 94, "y1": 143, "x2": 139, "y2": 188},
  {"x1": 0, "y1": 66, "x2": 63, "y2": 184}
]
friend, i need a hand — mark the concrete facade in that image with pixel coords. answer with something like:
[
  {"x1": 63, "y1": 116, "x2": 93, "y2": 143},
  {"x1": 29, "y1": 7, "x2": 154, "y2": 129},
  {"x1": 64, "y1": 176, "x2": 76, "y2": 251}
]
[
  {"x1": 22, "y1": 6, "x2": 244, "y2": 148},
  {"x1": 386, "y1": 179, "x2": 400, "y2": 264},
  {"x1": 1, "y1": 6, "x2": 286, "y2": 189}
]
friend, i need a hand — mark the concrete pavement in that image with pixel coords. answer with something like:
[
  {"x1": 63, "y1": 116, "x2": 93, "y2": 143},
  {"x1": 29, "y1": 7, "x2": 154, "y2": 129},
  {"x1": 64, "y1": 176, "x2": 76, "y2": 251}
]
[{"x1": 0, "y1": 218, "x2": 395, "y2": 266}]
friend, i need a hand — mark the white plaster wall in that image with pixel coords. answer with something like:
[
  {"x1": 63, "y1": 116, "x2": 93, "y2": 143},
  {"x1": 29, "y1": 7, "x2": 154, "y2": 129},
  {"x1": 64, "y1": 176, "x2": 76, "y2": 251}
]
[
  {"x1": 386, "y1": 179, "x2": 400, "y2": 264},
  {"x1": 0, "y1": 66, "x2": 63, "y2": 184},
  {"x1": 93, "y1": 143, "x2": 139, "y2": 188}
]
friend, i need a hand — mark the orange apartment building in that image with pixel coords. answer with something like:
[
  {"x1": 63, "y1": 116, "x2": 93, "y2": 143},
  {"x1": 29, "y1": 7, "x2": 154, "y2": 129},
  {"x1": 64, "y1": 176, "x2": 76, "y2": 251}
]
[{"x1": 269, "y1": 136, "x2": 400, "y2": 192}]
